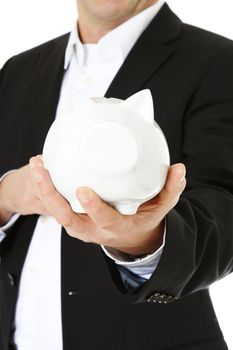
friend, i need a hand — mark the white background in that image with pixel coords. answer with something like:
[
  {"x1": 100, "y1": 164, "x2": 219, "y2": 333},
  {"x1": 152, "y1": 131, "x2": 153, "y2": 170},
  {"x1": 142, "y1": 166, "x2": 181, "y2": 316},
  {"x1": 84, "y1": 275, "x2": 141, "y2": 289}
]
[{"x1": 0, "y1": 0, "x2": 233, "y2": 348}]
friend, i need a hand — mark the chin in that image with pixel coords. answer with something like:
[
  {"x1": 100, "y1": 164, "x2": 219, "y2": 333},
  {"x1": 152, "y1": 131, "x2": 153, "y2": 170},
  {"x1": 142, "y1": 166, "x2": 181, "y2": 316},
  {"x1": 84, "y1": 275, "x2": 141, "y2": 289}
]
[{"x1": 82, "y1": 0, "x2": 140, "y2": 22}]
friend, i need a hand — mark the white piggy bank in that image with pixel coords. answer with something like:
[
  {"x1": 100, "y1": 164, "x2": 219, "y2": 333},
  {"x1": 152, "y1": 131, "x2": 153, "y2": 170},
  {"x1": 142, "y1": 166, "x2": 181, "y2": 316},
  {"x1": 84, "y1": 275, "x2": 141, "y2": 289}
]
[{"x1": 43, "y1": 89, "x2": 170, "y2": 215}]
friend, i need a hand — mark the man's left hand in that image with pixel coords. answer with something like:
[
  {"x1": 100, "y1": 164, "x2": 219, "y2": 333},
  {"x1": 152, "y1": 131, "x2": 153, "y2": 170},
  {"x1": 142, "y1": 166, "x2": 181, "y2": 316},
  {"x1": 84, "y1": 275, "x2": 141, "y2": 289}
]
[{"x1": 29, "y1": 155, "x2": 186, "y2": 256}]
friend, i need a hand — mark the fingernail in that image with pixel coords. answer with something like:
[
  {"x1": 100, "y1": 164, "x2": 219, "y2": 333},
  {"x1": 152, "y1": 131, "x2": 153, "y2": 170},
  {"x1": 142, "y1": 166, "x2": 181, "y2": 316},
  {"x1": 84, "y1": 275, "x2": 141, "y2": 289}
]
[
  {"x1": 179, "y1": 176, "x2": 186, "y2": 188},
  {"x1": 29, "y1": 159, "x2": 36, "y2": 169},
  {"x1": 77, "y1": 188, "x2": 92, "y2": 202},
  {"x1": 30, "y1": 160, "x2": 43, "y2": 170}
]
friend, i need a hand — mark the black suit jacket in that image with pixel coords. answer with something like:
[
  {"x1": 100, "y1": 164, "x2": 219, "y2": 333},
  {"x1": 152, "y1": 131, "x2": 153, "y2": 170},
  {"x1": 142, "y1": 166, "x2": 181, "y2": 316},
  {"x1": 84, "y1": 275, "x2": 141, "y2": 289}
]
[{"x1": 0, "y1": 3, "x2": 233, "y2": 350}]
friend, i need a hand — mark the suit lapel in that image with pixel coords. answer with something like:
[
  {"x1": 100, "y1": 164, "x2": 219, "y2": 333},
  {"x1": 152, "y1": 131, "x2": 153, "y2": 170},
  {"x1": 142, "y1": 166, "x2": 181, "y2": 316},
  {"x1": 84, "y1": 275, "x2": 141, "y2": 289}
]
[
  {"x1": 105, "y1": 4, "x2": 182, "y2": 99},
  {"x1": 33, "y1": 34, "x2": 69, "y2": 154}
]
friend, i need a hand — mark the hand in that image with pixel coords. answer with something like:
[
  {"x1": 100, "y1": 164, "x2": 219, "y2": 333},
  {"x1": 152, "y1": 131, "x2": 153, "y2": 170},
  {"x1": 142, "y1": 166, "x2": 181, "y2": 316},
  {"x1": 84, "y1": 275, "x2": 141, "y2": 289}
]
[
  {"x1": 0, "y1": 162, "x2": 50, "y2": 225},
  {"x1": 29, "y1": 155, "x2": 186, "y2": 256}
]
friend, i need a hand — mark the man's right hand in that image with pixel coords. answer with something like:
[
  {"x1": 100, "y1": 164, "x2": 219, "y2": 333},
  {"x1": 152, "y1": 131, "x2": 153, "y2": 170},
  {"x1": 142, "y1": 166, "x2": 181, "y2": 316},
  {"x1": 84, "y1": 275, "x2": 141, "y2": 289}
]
[{"x1": 0, "y1": 162, "x2": 50, "y2": 226}]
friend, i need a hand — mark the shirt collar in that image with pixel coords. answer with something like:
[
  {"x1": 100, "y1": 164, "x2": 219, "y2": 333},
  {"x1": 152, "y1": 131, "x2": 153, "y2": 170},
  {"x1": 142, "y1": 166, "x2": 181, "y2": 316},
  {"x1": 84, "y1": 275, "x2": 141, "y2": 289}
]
[{"x1": 64, "y1": 0, "x2": 165, "y2": 70}]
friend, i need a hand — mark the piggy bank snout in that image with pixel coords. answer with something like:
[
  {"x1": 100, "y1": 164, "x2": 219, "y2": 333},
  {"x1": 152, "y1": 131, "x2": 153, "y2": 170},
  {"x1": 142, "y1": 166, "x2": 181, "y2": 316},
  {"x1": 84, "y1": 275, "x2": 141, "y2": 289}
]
[{"x1": 80, "y1": 121, "x2": 139, "y2": 175}]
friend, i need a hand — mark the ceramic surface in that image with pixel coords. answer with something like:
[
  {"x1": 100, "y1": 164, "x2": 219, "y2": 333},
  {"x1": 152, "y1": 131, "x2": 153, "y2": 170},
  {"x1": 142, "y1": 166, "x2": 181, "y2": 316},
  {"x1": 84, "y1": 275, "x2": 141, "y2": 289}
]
[{"x1": 43, "y1": 89, "x2": 170, "y2": 215}]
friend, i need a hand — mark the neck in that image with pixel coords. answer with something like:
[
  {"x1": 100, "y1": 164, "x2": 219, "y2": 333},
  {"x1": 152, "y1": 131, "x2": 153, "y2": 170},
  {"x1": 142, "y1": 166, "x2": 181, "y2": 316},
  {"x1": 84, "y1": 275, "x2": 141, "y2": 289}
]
[
  {"x1": 76, "y1": 0, "x2": 158, "y2": 43},
  {"x1": 78, "y1": 17, "x2": 125, "y2": 44}
]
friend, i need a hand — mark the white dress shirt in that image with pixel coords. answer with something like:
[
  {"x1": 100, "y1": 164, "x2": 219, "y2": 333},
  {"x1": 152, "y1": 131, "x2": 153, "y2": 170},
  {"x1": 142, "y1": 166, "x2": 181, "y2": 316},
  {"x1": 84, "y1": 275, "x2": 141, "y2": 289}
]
[{"x1": 0, "y1": 1, "x2": 166, "y2": 349}]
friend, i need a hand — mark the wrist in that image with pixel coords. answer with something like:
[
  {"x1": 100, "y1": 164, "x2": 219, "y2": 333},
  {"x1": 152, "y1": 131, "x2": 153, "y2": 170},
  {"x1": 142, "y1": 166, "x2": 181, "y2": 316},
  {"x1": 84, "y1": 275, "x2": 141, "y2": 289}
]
[
  {"x1": 0, "y1": 190, "x2": 14, "y2": 225},
  {"x1": 110, "y1": 219, "x2": 165, "y2": 257},
  {"x1": 0, "y1": 175, "x2": 15, "y2": 225},
  {"x1": 0, "y1": 208, "x2": 13, "y2": 226}
]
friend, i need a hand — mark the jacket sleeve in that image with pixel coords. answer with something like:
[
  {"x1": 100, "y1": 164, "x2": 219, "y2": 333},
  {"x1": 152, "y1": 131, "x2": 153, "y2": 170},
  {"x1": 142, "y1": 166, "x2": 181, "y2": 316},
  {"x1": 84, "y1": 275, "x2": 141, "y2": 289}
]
[
  {"x1": 0, "y1": 58, "x2": 12, "y2": 97},
  {"x1": 0, "y1": 57, "x2": 14, "y2": 174},
  {"x1": 136, "y1": 49, "x2": 233, "y2": 303}
]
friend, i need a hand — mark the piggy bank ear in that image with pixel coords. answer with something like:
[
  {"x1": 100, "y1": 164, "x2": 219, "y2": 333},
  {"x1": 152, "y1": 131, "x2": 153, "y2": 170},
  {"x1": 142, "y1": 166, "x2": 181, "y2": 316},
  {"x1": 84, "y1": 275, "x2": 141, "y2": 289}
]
[{"x1": 122, "y1": 89, "x2": 154, "y2": 124}]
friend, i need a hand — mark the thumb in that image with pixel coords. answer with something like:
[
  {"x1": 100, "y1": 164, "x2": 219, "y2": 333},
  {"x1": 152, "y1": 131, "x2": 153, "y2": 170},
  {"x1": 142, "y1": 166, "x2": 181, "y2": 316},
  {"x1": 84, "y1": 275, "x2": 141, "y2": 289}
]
[{"x1": 158, "y1": 163, "x2": 186, "y2": 209}]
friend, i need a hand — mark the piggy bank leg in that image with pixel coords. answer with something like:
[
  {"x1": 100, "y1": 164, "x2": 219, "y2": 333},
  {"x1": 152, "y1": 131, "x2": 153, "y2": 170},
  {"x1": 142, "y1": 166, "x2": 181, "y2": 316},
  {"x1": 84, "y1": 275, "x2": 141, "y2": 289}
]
[
  {"x1": 113, "y1": 202, "x2": 140, "y2": 215},
  {"x1": 70, "y1": 199, "x2": 86, "y2": 214}
]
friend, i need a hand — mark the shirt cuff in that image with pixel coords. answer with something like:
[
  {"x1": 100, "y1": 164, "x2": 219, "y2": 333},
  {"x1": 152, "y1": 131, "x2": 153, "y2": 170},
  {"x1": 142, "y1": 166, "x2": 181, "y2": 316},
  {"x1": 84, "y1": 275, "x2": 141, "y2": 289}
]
[
  {"x1": 101, "y1": 223, "x2": 166, "y2": 280},
  {"x1": 0, "y1": 169, "x2": 19, "y2": 242},
  {"x1": 0, "y1": 213, "x2": 20, "y2": 242}
]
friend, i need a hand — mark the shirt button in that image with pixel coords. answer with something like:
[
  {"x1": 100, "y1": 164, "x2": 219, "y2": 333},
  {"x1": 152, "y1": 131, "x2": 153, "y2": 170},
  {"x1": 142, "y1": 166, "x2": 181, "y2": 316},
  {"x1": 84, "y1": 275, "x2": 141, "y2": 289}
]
[
  {"x1": 29, "y1": 266, "x2": 37, "y2": 274},
  {"x1": 83, "y1": 76, "x2": 93, "y2": 85},
  {"x1": 24, "y1": 324, "x2": 31, "y2": 332},
  {"x1": 41, "y1": 216, "x2": 47, "y2": 223}
]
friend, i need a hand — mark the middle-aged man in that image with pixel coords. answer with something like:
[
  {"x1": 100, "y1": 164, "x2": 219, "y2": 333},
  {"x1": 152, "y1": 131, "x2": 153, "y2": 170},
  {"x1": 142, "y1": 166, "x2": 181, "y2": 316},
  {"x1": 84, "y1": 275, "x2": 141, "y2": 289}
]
[{"x1": 0, "y1": 0, "x2": 233, "y2": 349}]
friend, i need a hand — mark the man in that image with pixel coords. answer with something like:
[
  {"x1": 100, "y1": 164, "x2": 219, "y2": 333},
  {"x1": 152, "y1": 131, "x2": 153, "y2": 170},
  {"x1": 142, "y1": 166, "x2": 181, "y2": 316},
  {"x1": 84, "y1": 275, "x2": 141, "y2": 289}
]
[{"x1": 0, "y1": 0, "x2": 233, "y2": 349}]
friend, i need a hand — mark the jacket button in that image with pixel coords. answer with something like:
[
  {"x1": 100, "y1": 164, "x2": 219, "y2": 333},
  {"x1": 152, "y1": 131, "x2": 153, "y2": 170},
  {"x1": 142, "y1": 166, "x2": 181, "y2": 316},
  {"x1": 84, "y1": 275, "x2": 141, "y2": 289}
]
[
  {"x1": 147, "y1": 292, "x2": 177, "y2": 304},
  {"x1": 7, "y1": 273, "x2": 16, "y2": 287}
]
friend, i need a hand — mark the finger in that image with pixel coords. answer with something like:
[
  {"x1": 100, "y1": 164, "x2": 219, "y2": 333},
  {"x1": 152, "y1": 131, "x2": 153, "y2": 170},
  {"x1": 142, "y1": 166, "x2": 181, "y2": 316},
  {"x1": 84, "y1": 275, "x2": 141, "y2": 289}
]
[
  {"x1": 158, "y1": 163, "x2": 186, "y2": 208},
  {"x1": 76, "y1": 187, "x2": 123, "y2": 230},
  {"x1": 30, "y1": 155, "x2": 43, "y2": 166},
  {"x1": 164, "y1": 163, "x2": 186, "y2": 192},
  {"x1": 30, "y1": 163, "x2": 86, "y2": 230},
  {"x1": 29, "y1": 156, "x2": 46, "y2": 197}
]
